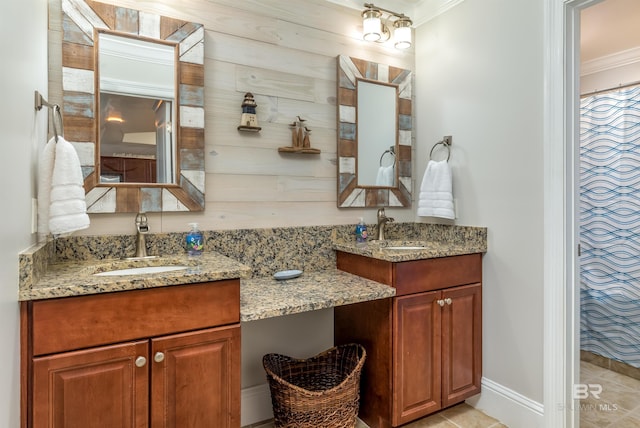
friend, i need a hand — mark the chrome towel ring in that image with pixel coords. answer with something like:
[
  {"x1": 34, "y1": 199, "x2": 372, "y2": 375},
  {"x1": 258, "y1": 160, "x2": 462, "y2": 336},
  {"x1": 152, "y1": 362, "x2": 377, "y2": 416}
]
[
  {"x1": 379, "y1": 146, "x2": 396, "y2": 166},
  {"x1": 429, "y1": 136, "x2": 452, "y2": 161}
]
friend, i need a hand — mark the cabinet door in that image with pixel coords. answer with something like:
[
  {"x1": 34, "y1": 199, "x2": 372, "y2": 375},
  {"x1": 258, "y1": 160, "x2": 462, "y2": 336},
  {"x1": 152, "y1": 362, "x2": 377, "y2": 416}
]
[
  {"x1": 441, "y1": 283, "x2": 482, "y2": 407},
  {"x1": 392, "y1": 291, "x2": 441, "y2": 426},
  {"x1": 150, "y1": 325, "x2": 241, "y2": 428},
  {"x1": 123, "y1": 158, "x2": 155, "y2": 183},
  {"x1": 32, "y1": 341, "x2": 149, "y2": 428}
]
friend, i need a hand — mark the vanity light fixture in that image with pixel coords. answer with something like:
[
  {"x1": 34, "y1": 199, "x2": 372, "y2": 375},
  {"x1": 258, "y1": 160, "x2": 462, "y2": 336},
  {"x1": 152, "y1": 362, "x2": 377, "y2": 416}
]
[
  {"x1": 361, "y1": 3, "x2": 412, "y2": 49},
  {"x1": 106, "y1": 116, "x2": 124, "y2": 123}
]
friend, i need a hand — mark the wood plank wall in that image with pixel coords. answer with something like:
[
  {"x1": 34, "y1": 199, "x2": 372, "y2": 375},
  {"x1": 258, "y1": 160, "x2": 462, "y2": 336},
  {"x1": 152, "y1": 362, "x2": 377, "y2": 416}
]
[{"x1": 48, "y1": 0, "x2": 415, "y2": 234}]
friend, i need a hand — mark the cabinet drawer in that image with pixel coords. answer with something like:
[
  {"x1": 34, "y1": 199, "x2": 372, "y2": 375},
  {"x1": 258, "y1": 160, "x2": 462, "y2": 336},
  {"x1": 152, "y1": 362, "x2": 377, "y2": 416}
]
[
  {"x1": 30, "y1": 280, "x2": 240, "y2": 356},
  {"x1": 394, "y1": 254, "x2": 482, "y2": 295},
  {"x1": 336, "y1": 251, "x2": 482, "y2": 296}
]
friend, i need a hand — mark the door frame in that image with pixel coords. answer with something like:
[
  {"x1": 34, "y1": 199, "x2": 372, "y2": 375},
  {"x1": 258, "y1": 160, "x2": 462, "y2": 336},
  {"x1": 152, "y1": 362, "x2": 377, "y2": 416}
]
[{"x1": 544, "y1": 1, "x2": 603, "y2": 427}]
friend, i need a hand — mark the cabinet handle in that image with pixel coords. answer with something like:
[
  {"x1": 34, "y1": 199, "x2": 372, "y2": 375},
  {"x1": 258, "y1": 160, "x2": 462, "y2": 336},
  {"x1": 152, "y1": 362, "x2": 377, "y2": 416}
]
[
  {"x1": 135, "y1": 356, "x2": 147, "y2": 368},
  {"x1": 437, "y1": 299, "x2": 445, "y2": 307},
  {"x1": 444, "y1": 298, "x2": 452, "y2": 305},
  {"x1": 154, "y1": 352, "x2": 165, "y2": 363}
]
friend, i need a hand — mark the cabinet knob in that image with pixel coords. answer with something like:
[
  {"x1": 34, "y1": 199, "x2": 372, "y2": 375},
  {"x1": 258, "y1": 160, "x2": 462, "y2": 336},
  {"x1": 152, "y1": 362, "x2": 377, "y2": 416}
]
[
  {"x1": 437, "y1": 299, "x2": 445, "y2": 307},
  {"x1": 154, "y1": 352, "x2": 165, "y2": 363},
  {"x1": 444, "y1": 298, "x2": 452, "y2": 305},
  {"x1": 135, "y1": 356, "x2": 147, "y2": 367}
]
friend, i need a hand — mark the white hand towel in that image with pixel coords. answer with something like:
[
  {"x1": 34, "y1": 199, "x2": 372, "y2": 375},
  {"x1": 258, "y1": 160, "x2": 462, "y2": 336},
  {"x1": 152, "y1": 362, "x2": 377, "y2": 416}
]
[
  {"x1": 37, "y1": 138, "x2": 56, "y2": 236},
  {"x1": 375, "y1": 165, "x2": 394, "y2": 186},
  {"x1": 417, "y1": 160, "x2": 455, "y2": 219},
  {"x1": 39, "y1": 136, "x2": 90, "y2": 236}
]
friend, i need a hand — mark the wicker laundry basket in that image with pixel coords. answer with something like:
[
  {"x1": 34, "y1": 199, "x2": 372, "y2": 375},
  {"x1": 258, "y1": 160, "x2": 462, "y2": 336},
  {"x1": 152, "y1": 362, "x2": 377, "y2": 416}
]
[{"x1": 262, "y1": 343, "x2": 366, "y2": 428}]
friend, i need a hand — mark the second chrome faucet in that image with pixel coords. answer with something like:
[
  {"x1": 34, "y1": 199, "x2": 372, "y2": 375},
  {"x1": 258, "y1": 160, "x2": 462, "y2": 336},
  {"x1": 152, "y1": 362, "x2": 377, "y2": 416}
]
[
  {"x1": 134, "y1": 212, "x2": 150, "y2": 258},
  {"x1": 375, "y1": 208, "x2": 394, "y2": 241}
]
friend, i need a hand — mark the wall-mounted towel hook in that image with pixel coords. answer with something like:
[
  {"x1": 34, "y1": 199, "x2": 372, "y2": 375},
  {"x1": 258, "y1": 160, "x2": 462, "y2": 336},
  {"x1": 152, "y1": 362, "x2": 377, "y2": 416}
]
[
  {"x1": 429, "y1": 135, "x2": 452, "y2": 161},
  {"x1": 35, "y1": 90, "x2": 64, "y2": 142},
  {"x1": 35, "y1": 90, "x2": 56, "y2": 111}
]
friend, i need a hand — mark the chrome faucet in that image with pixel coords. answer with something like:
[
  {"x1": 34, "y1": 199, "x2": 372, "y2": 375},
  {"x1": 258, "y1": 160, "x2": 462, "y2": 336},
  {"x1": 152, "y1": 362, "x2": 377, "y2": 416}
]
[
  {"x1": 134, "y1": 213, "x2": 149, "y2": 258},
  {"x1": 376, "y1": 208, "x2": 394, "y2": 241}
]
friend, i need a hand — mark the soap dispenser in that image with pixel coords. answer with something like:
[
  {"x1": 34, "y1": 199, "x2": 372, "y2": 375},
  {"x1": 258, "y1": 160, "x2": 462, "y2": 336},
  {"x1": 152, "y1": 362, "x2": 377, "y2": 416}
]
[
  {"x1": 186, "y1": 223, "x2": 204, "y2": 256},
  {"x1": 355, "y1": 218, "x2": 368, "y2": 244}
]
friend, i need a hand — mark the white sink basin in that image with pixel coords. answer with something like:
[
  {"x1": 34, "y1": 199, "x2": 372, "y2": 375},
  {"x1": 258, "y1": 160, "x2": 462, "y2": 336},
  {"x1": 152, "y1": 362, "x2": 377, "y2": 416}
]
[
  {"x1": 367, "y1": 240, "x2": 428, "y2": 251},
  {"x1": 384, "y1": 246, "x2": 427, "y2": 250},
  {"x1": 94, "y1": 265, "x2": 189, "y2": 276}
]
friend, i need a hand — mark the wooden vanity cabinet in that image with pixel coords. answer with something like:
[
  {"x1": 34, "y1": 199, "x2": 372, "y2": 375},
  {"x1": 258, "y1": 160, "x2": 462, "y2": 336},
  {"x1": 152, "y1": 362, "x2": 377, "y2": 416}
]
[
  {"x1": 334, "y1": 252, "x2": 482, "y2": 428},
  {"x1": 101, "y1": 156, "x2": 157, "y2": 183},
  {"x1": 21, "y1": 280, "x2": 241, "y2": 428}
]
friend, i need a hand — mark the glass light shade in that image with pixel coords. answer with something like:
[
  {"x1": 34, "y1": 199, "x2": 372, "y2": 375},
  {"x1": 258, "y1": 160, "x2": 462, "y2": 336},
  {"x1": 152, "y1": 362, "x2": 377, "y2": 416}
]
[
  {"x1": 393, "y1": 18, "x2": 412, "y2": 49},
  {"x1": 362, "y1": 9, "x2": 382, "y2": 42}
]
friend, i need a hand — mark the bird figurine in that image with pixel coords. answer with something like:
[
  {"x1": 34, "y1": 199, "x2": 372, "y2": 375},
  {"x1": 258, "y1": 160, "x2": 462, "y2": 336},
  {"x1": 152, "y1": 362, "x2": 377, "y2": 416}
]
[
  {"x1": 303, "y1": 127, "x2": 311, "y2": 148},
  {"x1": 278, "y1": 115, "x2": 320, "y2": 153}
]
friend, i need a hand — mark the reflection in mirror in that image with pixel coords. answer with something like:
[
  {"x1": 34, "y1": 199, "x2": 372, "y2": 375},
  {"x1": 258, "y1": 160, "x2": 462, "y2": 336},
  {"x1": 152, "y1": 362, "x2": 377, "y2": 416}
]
[
  {"x1": 337, "y1": 55, "x2": 412, "y2": 208},
  {"x1": 61, "y1": 0, "x2": 205, "y2": 212},
  {"x1": 98, "y1": 33, "x2": 176, "y2": 184},
  {"x1": 357, "y1": 80, "x2": 397, "y2": 186}
]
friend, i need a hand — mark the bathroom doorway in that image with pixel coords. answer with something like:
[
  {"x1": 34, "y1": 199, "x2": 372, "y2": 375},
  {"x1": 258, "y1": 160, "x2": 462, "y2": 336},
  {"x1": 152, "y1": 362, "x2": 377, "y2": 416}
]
[{"x1": 578, "y1": 0, "x2": 640, "y2": 425}]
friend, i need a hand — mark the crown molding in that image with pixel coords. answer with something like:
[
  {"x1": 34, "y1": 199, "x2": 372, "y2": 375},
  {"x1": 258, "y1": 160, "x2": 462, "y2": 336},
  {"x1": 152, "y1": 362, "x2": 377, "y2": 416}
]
[
  {"x1": 411, "y1": 0, "x2": 466, "y2": 27},
  {"x1": 581, "y1": 46, "x2": 640, "y2": 76}
]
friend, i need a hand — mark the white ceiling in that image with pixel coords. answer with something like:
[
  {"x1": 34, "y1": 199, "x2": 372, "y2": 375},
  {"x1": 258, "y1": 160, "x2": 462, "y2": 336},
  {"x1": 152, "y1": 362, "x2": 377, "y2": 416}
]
[{"x1": 581, "y1": 0, "x2": 640, "y2": 62}]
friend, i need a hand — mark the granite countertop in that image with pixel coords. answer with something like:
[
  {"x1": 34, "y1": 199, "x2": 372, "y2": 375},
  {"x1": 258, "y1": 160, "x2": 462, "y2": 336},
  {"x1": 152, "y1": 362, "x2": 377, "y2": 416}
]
[
  {"x1": 19, "y1": 223, "x2": 486, "y2": 320},
  {"x1": 19, "y1": 250, "x2": 395, "y2": 323},
  {"x1": 333, "y1": 238, "x2": 487, "y2": 262},
  {"x1": 19, "y1": 252, "x2": 252, "y2": 301},
  {"x1": 241, "y1": 269, "x2": 395, "y2": 322}
]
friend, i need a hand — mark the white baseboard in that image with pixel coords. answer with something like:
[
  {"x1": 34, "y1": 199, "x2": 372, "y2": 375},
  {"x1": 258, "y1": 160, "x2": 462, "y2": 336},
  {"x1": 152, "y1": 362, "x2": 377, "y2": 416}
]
[
  {"x1": 241, "y1": 383, "x2": 273, "y2": 427},
  {"x1": 466, "y1": 377, "x2": 544, "y2": 428}
]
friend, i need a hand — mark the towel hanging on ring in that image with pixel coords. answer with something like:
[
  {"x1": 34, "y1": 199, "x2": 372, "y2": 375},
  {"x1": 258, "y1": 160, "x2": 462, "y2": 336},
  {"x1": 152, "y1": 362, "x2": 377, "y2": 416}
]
[
  {"x1": 417, "y1": 159, "x2": 454, "y2": 219},
  {"x1": 38, "y1": 136, "x2": 90, "y2": 236}
]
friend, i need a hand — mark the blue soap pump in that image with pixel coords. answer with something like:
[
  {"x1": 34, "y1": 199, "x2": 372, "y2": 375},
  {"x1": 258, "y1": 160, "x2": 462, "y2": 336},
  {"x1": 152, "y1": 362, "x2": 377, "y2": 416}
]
[
  {"x1": 186, "y1": 223, "x2": 204, "y2": 256},
  {"x1": 355, "y1": 217, "x2": 368, "y2": 244}
]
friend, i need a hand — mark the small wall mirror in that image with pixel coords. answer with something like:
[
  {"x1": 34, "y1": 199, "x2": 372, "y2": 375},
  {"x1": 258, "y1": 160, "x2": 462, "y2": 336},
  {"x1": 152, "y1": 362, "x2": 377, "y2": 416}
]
[
  {"x1": 61, "y1": 0, "x2": 205, "y2": 212},
  {"x1": 337, "y1": 55, "x2": 412, "y2": 208},
  {"x1": 357, "y1": 80, "x2": 397, "y2": 186}
]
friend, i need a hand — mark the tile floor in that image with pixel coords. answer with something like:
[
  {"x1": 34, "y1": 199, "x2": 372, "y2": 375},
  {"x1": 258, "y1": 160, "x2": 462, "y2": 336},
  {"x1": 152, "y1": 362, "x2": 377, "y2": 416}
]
[
  {"x1": 246, "y1": 362, "x2": 640, "y2": 428},
  {"x1": 580, "y1": 361, "x2": 640, "y2": 427},
  {"x1": 244, "y1": 402, "x2": 506, "y2": 428}
]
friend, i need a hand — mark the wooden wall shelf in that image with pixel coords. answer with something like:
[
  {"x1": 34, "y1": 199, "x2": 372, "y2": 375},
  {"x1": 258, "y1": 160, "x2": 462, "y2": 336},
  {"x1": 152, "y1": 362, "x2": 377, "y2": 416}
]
[
  {"x1": 277, "y1": 146, "x2": 321, "y2": 154},
  {"x1": 237, "y1": 125, "x2": 261, "y2": 132}
]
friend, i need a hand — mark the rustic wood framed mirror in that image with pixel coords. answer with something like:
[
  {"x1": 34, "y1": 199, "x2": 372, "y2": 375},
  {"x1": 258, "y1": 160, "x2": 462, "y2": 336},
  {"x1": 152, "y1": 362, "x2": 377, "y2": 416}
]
[
  {"x1": 337, "y1": 55, "x2": 412, "y2": 208},
  {"x1": 61, "y1": 0, "x2": 205, "y2": 212}
]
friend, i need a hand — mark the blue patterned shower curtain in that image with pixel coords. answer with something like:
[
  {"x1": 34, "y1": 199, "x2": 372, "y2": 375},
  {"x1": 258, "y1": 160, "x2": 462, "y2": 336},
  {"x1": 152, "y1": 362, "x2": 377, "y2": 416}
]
[{"x1": 580, "y1": 85, "x2": 640, "y2": 368}]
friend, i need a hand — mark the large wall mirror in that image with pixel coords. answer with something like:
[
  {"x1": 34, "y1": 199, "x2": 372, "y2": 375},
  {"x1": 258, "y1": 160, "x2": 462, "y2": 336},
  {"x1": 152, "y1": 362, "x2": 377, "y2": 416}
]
[
  {"x1": 337, "y1": 55, "x2": 412, "y2": 208},
  {"x1": 61, "y1": 0, "x2": 205, "y2": 212},
  {"x1": 98, "y1": 32, "x2": 176, "y2": 185}
]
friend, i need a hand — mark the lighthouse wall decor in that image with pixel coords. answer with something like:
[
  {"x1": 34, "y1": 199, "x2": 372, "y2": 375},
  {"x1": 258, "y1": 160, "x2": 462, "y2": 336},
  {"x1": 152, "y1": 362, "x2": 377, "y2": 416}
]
[{"x1": 237, "y1": 92, "x2": 261, "y2": 132}]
